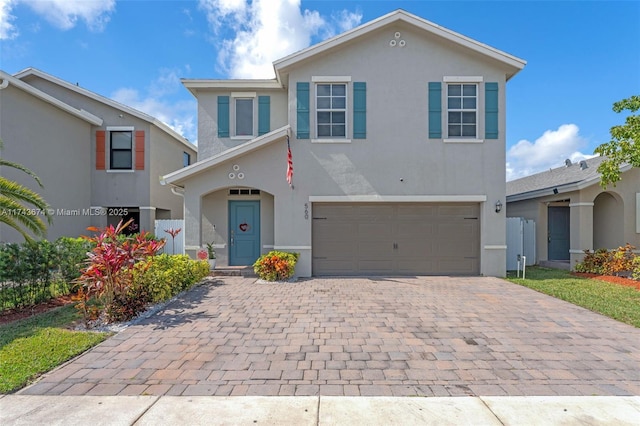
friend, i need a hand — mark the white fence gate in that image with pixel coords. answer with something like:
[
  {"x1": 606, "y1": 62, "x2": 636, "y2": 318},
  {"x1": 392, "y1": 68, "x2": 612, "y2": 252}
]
[
  {"x1": 506, "y1": 217, "x2": 536, "y2": 270},
  {"x1": 154, "y1": 219, "x2": 185, "y2": 255}
]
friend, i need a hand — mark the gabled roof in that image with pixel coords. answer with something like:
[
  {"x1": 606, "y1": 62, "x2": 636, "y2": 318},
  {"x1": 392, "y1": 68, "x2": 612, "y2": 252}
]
[
  {"x1": 274, "y1": 9, "x2": 526, "y2": 81},
  {"x1": 506, "y1": 156, "x2": 632, "y2": 202},
  {"x1": 0, "y1": 70, "x2": 103, "y2": 126},
  {"x1": 162, "y1": 125, "x2": 291, "y2": 186},
  {"x1": 13, "y1": 68, "x2": 196, "y2": 152}
]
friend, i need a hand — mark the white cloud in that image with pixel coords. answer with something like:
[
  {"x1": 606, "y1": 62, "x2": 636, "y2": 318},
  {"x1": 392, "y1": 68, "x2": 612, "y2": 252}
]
[
  {"x1": 0, "y1": 0, "x2": 19, "y2": 40},
  {"x1": 1, "y1": 0, "x2": 115, "y2": 38},
  {"x1": 506, "y1": 124, "x2": 596, "y2": 181},
  {"x1": 198, "y1": 0, "x2": 362, "y2": 78},
  {"x1": 111, "y1": 68, "x2": 197, "y2": 145}
]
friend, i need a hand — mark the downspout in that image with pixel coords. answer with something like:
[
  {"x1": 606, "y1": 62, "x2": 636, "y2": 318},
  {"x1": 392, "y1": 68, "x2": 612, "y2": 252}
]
[{"x1": 0, "y1": 78, "x2": 9, "y2": 90}]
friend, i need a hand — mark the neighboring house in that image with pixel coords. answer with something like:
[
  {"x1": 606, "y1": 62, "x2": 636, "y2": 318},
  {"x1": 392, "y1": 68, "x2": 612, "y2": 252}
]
[
  {"x1": 0, "y1": 68, "x2": 197, "y2": 243},
  {"x1": 506, "y1": 156, "x2": 640, "y2": 269},
  {"x1": 162, "y1": 9, "x2": 526, "y2": 277}
]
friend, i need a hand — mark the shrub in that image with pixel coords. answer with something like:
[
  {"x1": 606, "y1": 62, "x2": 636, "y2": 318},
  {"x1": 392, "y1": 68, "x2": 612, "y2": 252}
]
[
  {"x1": 632, "y1": 257, "x2": 640, "y2": 281},
  {"x1": 54, "y1": 237, "x2": 94, "y2": 283},
  {"x1": 575, "y1": 248, "x2": 612, "y2": 275},
  {"x1": 253, "y1": 251, "x2": 299, "y2": 281},
  {"x1": 575, "y1": 244, "x2": 637, "y2": 277},
  {"x1": 74, "y1": 219, "x2": 165, "y2": 323},
  {"x1": 0, "y1": 240, "x2": 59, "y2": 310},
  {"x1": 132, "y1": 254, "x2": 209, "y2": 304}
]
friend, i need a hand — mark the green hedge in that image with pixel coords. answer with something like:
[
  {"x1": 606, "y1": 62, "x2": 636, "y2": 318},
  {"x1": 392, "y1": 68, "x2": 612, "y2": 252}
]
[{"x1": 0, "y1": 238, "x2": 91, "y2": 311}]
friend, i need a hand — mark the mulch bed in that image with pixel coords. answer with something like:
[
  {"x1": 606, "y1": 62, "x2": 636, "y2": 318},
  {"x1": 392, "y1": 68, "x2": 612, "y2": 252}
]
[
  {"x1": 572, "y1": 272, "x2": 640, "y2": 291},
  {"x1": 0, "y1": 295, "x2": 76, "y2": 326}
]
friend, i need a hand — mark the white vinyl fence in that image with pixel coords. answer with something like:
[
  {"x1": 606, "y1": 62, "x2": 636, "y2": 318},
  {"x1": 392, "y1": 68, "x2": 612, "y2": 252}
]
[
  {"x1": 506, "y1": 217, "x2": 536, "y2": 271},
  {"x1": 155, "y1": 219, "x2": 185, "y2": 255}
]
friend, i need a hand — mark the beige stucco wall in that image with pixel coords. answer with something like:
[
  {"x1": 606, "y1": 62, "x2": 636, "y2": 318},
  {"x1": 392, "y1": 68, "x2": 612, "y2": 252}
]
[
  {"x1": 507, "y1": 167, "x2": 640, "y2": 268},
  {"x1": 0, "y1": 83, "x2": 93, "y2": 242}
]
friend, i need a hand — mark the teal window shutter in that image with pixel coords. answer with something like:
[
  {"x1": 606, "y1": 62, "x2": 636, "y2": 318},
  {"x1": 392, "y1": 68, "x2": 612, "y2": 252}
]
[
  {"x1": 428, "y1": 82, "x2": 442, "y2": 138},
  {"x1": 258, "y1": 96, "x2": 270, "y2": 136},
  {"x1": 296, "y1": 82, "x2": 310, "y2": 139},
  {"x1": 485, "y1": 82, "x2": 499, "y2": 139},
  {"x1": 353, "y1": 82, "x2": 366, "y2": 139},
  {"x1": 217, "y1": 96, "x2": 229, "y2": 138}
]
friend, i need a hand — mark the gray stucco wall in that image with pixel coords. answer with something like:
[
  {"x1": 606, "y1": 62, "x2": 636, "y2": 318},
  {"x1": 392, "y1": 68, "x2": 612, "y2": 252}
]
[
  {"x1": 0, "y1": 84, "x2": 92, "y2": 242},
  {"x1": 182, "y1": 21, "x2": 521, "y2": 277}
]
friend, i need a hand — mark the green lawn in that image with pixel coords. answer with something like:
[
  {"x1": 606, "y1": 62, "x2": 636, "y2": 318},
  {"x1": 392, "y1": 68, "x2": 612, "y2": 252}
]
[
  {"x1": 506, "y1": 267, "x2": 640, "y2": 328},
  {"x1": 0, "y1": 304, "x2": 109, "y2": 393}
]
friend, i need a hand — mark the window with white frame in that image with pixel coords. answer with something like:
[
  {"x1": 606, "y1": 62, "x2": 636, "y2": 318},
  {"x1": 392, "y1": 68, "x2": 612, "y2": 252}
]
[
  {"x1": 316, "y1": 83, "x2": 346, "y2": 138},
  {"x1": 110, "y1": 130, "x2": 133, "y2": 170},
  {"x1": 234, "y1": 97, "x2": 254, "y2": 136},
  {"x1": 447, "y1": 83, "x2": 477, "y2": 138}
]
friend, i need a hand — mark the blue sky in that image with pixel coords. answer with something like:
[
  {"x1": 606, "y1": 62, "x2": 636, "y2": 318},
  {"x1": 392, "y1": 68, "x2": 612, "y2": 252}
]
[{"x1": 1, "y1": 0, "x2": 638, "y2": 180}]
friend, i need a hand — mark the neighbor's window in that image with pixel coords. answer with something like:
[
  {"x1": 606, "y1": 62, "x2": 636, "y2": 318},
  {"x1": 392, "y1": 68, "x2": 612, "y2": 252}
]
[
  {"x1": 316, "y1": 83, "x2": 346, "y2": 138},
  {"x1": 110, "y1": 130, "x2": 132, "y2": 170},
  {"x1": 447, "y1": 83, "x2": 477, "y2": 138},
  {"x1": 235, "y1": 98, "x2": 254, "y2": 136},
  {"x1": 183, "y1": 152, "x2": 191, "y2": 168}
]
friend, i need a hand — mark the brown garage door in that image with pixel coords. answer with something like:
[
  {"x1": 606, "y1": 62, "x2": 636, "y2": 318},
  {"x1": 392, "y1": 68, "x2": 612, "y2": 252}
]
[{"x1": 312, "y1": 203, "x2": 480, "y2": 275}]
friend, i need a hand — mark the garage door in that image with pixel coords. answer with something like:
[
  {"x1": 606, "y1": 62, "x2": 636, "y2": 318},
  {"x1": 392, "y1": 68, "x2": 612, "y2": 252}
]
[{"x1": 312, "y1": 203, "x2": 479, "y2": 275}]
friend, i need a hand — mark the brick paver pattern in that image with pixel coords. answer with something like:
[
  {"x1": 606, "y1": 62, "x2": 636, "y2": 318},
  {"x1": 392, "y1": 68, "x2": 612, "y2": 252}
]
[{"x1": 21, "y1": 276, "x2": 640, "y2": 397}]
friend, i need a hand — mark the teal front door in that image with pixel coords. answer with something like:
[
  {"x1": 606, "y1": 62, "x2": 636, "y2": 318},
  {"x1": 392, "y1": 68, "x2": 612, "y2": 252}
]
[
  {"x1": 229, "y1": 201, "x2": 260, "y2": 266},
  {"x1": 548, "y1": 206, "x2": 570, "y2": 261}
]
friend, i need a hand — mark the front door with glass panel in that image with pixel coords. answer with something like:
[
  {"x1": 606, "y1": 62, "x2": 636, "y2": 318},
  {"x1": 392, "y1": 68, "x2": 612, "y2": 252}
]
[{"x1": 229, "y1": 201, "x2": 260, "y2": 266}]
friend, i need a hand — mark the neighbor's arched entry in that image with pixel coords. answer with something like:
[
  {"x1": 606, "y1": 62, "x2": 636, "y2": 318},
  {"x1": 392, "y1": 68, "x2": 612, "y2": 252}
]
[{"x1": 593, "y1": 192, "x2": 623, "y2": 250}]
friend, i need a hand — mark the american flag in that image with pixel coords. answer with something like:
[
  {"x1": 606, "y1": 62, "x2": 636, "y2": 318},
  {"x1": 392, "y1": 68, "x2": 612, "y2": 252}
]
[{"x1": 286, "y1": 135, "x2": 293, "y2": 186}]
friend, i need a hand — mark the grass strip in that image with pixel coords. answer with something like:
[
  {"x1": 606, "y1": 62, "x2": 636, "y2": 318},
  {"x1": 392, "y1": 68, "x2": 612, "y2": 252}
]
[
  {"x1": 506, "y1": 267, "x2": 640, "y2": 328},
  {"x1": 0, "y1": 304, "x2": 108, "y2": 393}
]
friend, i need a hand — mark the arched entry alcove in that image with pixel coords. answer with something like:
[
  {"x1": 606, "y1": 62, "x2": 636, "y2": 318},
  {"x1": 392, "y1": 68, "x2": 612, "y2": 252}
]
[{"x1": 593, "y1": 192, "x2": 623, "y2": 249}]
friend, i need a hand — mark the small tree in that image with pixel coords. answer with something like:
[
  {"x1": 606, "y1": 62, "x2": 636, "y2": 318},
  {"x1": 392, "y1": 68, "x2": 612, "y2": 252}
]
[
  {"x1": 595, "y1": 95, "x2": 640, "y2": 188},
  {"x1": 0, "y1": 138, "x2": 52, "y2": 240}
]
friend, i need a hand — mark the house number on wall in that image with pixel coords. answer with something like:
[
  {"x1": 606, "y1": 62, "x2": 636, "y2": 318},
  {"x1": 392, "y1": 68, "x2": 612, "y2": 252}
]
[{"x1": 304, "y1": 203, "x2": 309, "y2": 220}]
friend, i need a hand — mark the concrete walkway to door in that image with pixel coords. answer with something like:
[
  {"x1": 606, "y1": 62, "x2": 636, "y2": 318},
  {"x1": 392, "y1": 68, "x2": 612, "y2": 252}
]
[{"x1": 20, "y1": 276, "x2": 640, "y2": 397}]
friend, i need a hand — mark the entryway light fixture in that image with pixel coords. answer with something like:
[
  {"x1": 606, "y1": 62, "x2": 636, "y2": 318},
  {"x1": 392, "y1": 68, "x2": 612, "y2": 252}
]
[{"x1": 495, "y1": 200, "x2": 503, "y2": 213}]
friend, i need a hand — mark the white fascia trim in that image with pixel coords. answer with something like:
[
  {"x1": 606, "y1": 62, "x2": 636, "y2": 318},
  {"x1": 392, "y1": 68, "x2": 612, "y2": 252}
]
[
  {"x1": 274, "y1": 10, "x2": 525, "y2": 75},
  {"x1": 0, "y1": 71, "x2": 103, "y2": 126},
  {"x1": 443, "y1": 76, "x2": 483, "y2": 82},
  {"x1": 185, "y1": 245, "x2": 201, "y2": 251},
  {"x1": 568, "y1": 202, "x2": 594, "y2": 207},
  {"x1": 273, "y1": 246, "x2": 312, "y2": 250},
  {"x1": 213, "y1": 243, "x2": 226, "y2": 249},
  {"x1": 569, "y1": 249, "x2": 588, "y2": 254},
  {"x1": 311, "y1": 76, "x2": 352, "y2": 82},
  {"x1": 106, "y1": 170, "x2": 135, "y2": 174},
  {"x1": 163, "y1": 125, "x2": 291, "y2": 185},
  {"x1": 484, "y1": 245, "x2": 507, "y2": 250},
  {"x1": 263, "y1": 245, "x2": 275, "y2": 249},
  {"x1": 309, "y1": 195, "x2": 487, "y2": 202},
  {"x1": 139, "y1": 206, "x2": 157, "y2": 210},
  {"x1": 13, "y1": 68, "x2": 195, "y2": 152}
]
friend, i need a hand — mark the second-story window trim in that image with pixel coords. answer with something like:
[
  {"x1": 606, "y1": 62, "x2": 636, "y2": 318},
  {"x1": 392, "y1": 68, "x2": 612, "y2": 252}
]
[
  {"x1": 107, "y1": 126, "x2": 134, "y2": 171},
  {"x1": 444, "y1": 77, "x2": 482, "y2": 143},
  {"x1": 231, "y1": 92, "x2": 256, "y2": 139}
]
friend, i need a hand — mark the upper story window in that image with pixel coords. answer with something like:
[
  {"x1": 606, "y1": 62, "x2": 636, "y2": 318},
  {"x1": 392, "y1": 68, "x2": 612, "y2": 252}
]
[
  {"x1": 110, "y1": 130, "x2": 133, "y2": 170},
  {"x1": 235, "y1": 98, "x2": 254, "y2": 136},
  {"x1": 183, "y1": 152, "x2": 191, "y2": 168},
  {"x1": 316, "y1": 83, "x2": 347, "y2": 138},
  {"x1": 447, "y1": 83, "x2": 477, "y2": 138}
]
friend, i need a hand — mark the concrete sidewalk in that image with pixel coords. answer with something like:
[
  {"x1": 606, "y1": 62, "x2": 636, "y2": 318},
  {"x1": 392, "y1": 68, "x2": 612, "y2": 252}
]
[{"x1": 2, "y1": 395, "x2": 640, "y2": 425}]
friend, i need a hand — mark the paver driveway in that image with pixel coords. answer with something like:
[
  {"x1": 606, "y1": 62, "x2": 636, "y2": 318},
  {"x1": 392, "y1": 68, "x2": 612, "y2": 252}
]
[{"x1": 21, "y1": 276, "x2": 640, "y2": 397}]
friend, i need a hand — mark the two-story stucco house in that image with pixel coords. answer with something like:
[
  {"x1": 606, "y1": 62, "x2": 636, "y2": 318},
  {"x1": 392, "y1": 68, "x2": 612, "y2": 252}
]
[
  {"x1": 0, "y1": 68, "x2": 197, "y2": 242},
  {"x1": 162, "y1": 9, "x2": 526, "y2": 277}
]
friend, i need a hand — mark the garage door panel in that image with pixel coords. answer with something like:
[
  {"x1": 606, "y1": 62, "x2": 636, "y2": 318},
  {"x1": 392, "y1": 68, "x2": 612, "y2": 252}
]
[{"x1": 312, "y1": 203, "x2": 480, "y2": 276}]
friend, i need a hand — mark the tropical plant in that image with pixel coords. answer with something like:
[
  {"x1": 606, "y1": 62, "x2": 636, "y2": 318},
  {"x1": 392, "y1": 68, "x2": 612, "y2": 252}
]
[
  {"x1": 253, "y1": 251, "x2": 299, "y2": 281},
  {"x1": 205, "y1": 242, "x2": 216, "y2": 259},
  {"x1": 595, "y1": 95, "x2": 640, "y2": 188},
  {"x1": 0, "y1": 138, "x2": 52, "y2": 240},
  {"x1": 74, "y1": 219, "x2": 165, "y2": 323}
]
